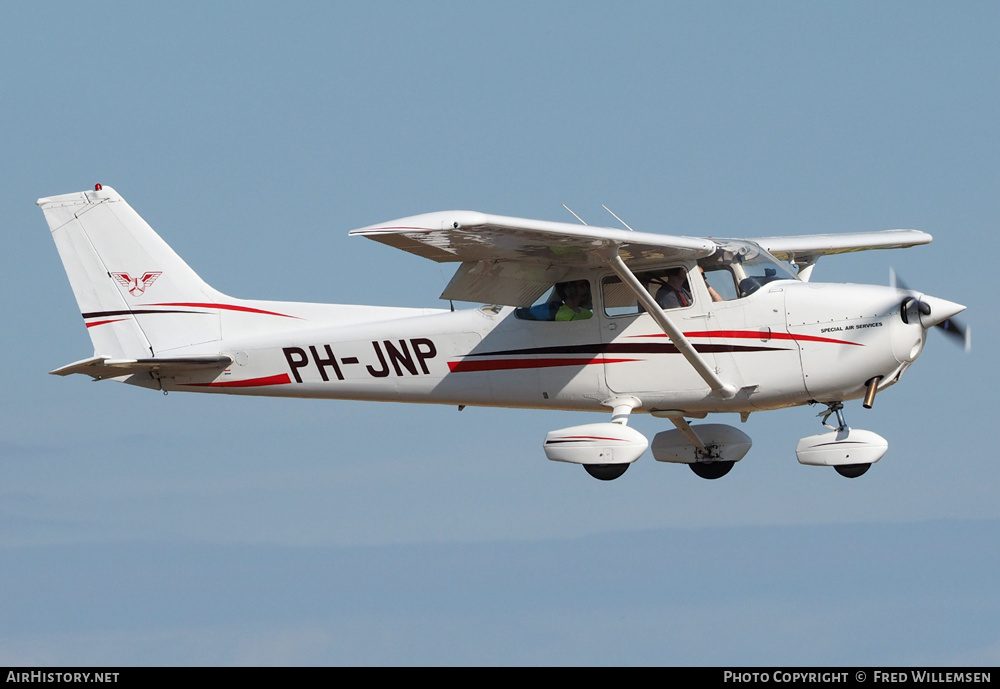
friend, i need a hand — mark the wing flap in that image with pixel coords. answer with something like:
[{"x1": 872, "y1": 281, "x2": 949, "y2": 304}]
[{"x1": 440, "y1": 261, "x2": 573, "y2": 307}]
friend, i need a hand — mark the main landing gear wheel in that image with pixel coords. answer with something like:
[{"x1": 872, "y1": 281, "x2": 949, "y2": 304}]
[
  {"x1": 584, "y1": 463, "x2": 629, "y2": 481},
  {"x1": 834, "y1": 463, "x2": 871, "y2": 478},
  {"x1": 690, "y1": 461, "x2": 734, "y2": 480}
]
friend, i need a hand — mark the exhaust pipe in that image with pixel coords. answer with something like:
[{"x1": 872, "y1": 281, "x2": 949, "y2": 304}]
[{"x1": 863, "y1": 376, "x2": 883, "y2": 409}]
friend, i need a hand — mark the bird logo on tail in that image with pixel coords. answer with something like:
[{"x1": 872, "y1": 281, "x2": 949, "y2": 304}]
[{"x1": 111, "y1": 271, "x2": 162, "y2": 297}]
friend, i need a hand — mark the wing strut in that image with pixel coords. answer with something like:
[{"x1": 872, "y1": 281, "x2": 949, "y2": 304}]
[
  {"x1": 606, "y1": 253, "x2": 738, "y2": 400},
  {"x1": 667, "y1": 415, "x2": 707, "y2": 450},
  {"x1": 789, "y1": 253, "x2": 819, "y2": 282}
]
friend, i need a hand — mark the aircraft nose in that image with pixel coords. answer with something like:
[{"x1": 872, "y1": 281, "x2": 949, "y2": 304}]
[{"x1": 918, "y1": 295, "x2": 966, "y2": 330}]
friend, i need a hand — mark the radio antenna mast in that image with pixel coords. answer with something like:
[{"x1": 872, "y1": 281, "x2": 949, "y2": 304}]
[
  {"x1": 602, "y1": 204, "x2": 635, "y2": 232},
  {"x1": 561, "y1": 204, "x2": 588, "y2": 225}
]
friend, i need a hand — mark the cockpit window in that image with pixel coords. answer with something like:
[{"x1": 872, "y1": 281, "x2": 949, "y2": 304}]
[
  {"x1": 514, "y1": 279, "x2": 594, "y2": 321},
  {"x1": 601, "y1": 242, "x2": 796, "y2": 316},
  {"x1": 700, "y1": 266, "x2": 738, "y2": 301}
]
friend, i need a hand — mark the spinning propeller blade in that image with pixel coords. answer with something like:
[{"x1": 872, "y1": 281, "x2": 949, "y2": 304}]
[{"x1": 935, "y1": 316, "x2": 971, "y2": 351}]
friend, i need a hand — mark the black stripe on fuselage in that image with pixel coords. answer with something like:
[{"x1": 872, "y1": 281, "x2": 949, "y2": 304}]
[
  {"x1": 466, "y1": 342, "x2": 786, "y2": 357},
  {"x1": 81, "y1": 309, "x2": 203, "y2": 319}
]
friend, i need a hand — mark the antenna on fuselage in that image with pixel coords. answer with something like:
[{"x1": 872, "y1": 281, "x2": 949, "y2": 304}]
[
  {"x1": 602, "y1": 205, "x2": 635, "y2": 232},
  {"x1": 562, "y1": 204, "x2": 588, "y2": 225}
]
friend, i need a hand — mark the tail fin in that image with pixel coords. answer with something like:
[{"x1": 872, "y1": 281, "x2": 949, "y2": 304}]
[{"x1": 38, "y1": 186, "x2": 226, "y2": 358}]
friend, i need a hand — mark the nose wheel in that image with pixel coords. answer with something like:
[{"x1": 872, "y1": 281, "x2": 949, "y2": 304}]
[{"x1": 797, "y1": 401, "x2": 886, "y2": 478}]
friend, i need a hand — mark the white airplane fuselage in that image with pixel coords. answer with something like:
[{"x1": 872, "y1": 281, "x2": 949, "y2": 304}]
[{"x1": 133, "y1": 278, "x2": 929, "y2": 416}]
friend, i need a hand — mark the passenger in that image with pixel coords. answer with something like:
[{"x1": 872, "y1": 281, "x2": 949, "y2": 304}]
[
  {"x1": 517, "y1": 300, "x2": 560, "y2": 321},
  {"x1": 655, "y1": 268, "x2": 692, "y2": 309},
  {"x1": 554, "y1": 280, "x2": 593, "y2": 321},
  {"x1": 514, "y1": 280, "x2": 592, "y2": 321}
]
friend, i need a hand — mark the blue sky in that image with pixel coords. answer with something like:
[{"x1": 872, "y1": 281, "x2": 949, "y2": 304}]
[{"x1": 1, "y1": 1, "x2": 997, "y2": 665}]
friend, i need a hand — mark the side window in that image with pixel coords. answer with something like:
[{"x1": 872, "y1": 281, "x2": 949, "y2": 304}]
[
  {"x1": 601, "y1": 267, "x2": 694, "y2": 317},
  {"x1": 601, "y1": 276, "x2": 638, "y2": 317},
  {"x1": 515, "y1": 280, "x2": 594, "y2": 322},
  {"x1": 650, "y1": 268, "x2": 694, "y2": 309},
  {"x1": 700, "y1": 265, "x2": 739, "y2": 302}
]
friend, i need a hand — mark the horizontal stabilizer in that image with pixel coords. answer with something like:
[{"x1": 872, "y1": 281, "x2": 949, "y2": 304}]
[{"x1": 51, "y1": 354, "x2": 234, "y2": 380}]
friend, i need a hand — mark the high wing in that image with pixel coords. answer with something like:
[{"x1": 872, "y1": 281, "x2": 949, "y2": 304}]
[
  {"x1": 753, "y1": 229, "x2": 932, "y2": 261},
  {"x1": 751, "y1": 229, "x2": 932, "y2": 281},
  {"x1": 351, "y1": 211, "x2": 933, "y2": 302},
  {"x1": 350, "y1": 211, "x2": 715, "y2": 306}
]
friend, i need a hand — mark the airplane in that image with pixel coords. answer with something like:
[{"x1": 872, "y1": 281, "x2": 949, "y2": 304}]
[{"x1": 38, "y1": 185, "x2": 969, "y2": 481}]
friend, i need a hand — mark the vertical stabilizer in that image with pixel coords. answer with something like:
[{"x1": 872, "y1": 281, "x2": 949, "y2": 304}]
[{"x1": 38, "y1": 186, "x2": 225, "y2": 357}]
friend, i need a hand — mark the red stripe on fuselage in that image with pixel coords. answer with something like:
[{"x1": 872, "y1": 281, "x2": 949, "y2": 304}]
[
  {"x1": 180, "y1": 373, "x2": 292, "y2": 388},
  {"x1": 85, "y1": 318, "x2": 128, "y2": 328},
  {"x1": 364, "y1": 226, "x2": 435, "y2": 232},
  {"x1": 148, "y1": 303, "x2": 300, "y2": 319}
]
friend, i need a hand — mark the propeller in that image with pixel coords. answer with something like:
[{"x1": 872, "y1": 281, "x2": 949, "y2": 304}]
[
  {"x1": 935, "y1": 316, "x2": 971, "y2": 351},
  {"x1": 891, "y1": 268, "x2": 971, "y2": 351}
]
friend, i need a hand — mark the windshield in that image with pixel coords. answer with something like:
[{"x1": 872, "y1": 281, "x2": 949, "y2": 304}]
[{"x1": 699, "y1": 240, "x2": 798, "y2": 298}]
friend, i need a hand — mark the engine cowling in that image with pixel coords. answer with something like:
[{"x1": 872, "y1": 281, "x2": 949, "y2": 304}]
[{"x1": 543, "y1": 423, "x2": 648, "y2": 466}]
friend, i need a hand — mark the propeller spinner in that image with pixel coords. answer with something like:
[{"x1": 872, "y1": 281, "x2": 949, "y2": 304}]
[{"x1": 891, "y1": 269, "x2": 971, "y2": 351}]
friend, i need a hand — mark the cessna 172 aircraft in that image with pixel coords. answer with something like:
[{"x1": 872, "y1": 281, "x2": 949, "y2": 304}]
[{"x1": 39, "y1": 185, "x2": 968, "y2": 481}]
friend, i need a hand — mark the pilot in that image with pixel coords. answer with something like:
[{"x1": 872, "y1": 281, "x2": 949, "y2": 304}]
[
  {"x1": 655, "y1": 268, "x2": 692, "y2": 309},
  {"x1": 554, "y1": 280, "x2": 593, "y2": 321}
]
